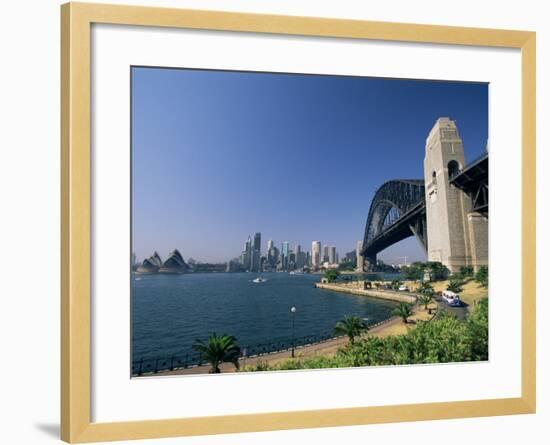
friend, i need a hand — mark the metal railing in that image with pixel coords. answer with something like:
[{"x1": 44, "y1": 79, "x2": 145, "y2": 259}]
[
  {"x1": 131, "y1": 313, "x2": 401, "y2": 376},
  {"x1": 132, "y1": 331, "x2": 354, "y2": 376}
]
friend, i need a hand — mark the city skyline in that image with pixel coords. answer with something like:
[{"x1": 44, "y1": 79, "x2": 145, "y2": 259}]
[
  {"x1": 134, "y1": 231, "x2": 410, "y2": 268},
  {"x1": 132, "y1": 67, "x2": 488, "y2": 264}
]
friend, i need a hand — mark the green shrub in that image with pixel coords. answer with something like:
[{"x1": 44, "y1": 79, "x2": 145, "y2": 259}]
[
  {"x1": 475, "y1": 266, "x2": 489, "y2": 288},
  {"x1": 240, "y1": 298, "x2": 489, "y2": 372},
  {"x1": 459, "y1": 266, "x2": 474, "y2": 279}
]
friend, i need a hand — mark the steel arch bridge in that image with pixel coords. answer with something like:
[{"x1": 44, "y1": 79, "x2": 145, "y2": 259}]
[{"x1": 361, "y1": 179, "x2": 427, "y2": 266}]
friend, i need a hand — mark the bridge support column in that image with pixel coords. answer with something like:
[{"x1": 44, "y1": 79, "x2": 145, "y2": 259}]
[
  {"x1": 409, "y1": 216, "x2": 427, "y2": 253},
  {"x1": 363, "y1": 254, "x2": 377, "y2": 272},
  {"x1": 467, "y1": 212, "x2": 488, "y2": 271},
  {"x1": 424, "y1": 118, "x2": 474, "y2": 273}
]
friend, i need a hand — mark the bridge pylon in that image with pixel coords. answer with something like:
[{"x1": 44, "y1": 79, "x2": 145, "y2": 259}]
[{"x1": 424, "y1": 118, "x2": 488, "y2": 273}]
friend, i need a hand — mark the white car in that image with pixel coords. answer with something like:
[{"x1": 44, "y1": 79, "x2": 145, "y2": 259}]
[
  {"x1": 398, "y1": 285, "x2": 409, "y2": 292},
  {"x1": 442, "y1": 290, "x2": 461, "y2": 306}
]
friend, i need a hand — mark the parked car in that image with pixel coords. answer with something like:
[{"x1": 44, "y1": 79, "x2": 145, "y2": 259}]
[
  {"x1": 442, "y1": 290, "x2": 462, "y2": 307},
  {"x1": 398, "y1": 285, "x2": 409, "y2": 292}
]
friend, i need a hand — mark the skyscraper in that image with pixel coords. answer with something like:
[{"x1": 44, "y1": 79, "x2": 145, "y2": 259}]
[
  {"x1": 312, "y1": 241, "x2": 321, "y2": 268},
  {"x1": 267, "y1": 245, "x2": 279, "y2": 269},
  {"x1": 329, "y1": 246, "x2": 336, "y2": 265},
  {"x1": 295, "y1": 244, "x2": 306, "y2": 269},
  {"x1": 241, "y1": 236, "x2": 252, "y2": 269},
  {"x1": 323, "y1": 244, "x2": 329, "y2": 263},
  {"x1": 251, "y1": 232, "x2": 261, "y2": 272},
  {"x1": 254, "y1": 232, "x2": 261, "y2": 253},
  {"x1": 282, "y1": 241, "x2": 290, "y2": 271},
  {"x1": 267, "y1": 239, "x2": 274, "y2": 251}
]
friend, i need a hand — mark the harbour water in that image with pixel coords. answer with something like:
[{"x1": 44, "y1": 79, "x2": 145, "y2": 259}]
[{"x1": 131, "y1": 272, "x2": 398, "y2": 362}]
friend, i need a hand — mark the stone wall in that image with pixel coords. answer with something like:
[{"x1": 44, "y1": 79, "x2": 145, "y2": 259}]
[
  {"x1": 315, "y1": 282, "x2": 417, "y2": 304},
  {"x1": 423, "y1": 118, "x2": 488, "y2": 273}
]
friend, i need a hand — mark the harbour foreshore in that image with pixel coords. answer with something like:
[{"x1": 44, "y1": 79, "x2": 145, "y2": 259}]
[
  {"x1": 315, "y1": 282, "x2": 417, "y2": 304},
  {"x1": 149, "y1": 301, "x2": 437, "y2": 377},
  {"x1": 150, "y1": 313, "x2": 403, "y2": 376},
  {"x1": 140, "y1": 281, "x2": 422, "y2": 377}
]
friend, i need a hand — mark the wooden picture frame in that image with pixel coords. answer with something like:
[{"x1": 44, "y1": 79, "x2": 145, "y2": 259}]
[{"x1": 61, "y1": 2, "x2": 536, "y2": 442}]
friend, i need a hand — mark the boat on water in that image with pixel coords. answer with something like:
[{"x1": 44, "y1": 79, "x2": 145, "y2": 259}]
[{"x1": 252, "y1": 277, "x2": 267, "y2": 283}]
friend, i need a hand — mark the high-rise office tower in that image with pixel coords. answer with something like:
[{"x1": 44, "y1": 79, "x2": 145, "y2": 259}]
[
  {"x1": 254, "y1": 232, "x2": 261, "y2": 253},
  {"x1": 268, "y1": 245, "x2": 279, "y2": 268},
  {"x1": 329, "y1": 246, "x2": 336, "y2": 265},
  {"x1": 241, "y1": 236, "x2": 252, "y2": 269},
  {"x1": 282, "y1": 241, "x2": 290, "y2": 270},
  {"x1": 295, "y1": 244, "x2": 306, "y2": 269},
  {"x1": 289, "y1": 251, "x2": 296, "y2": 269},
  {"x1": 323, "y1": 245, "x2": 329, "y2": 263},
  {"x1": 267, "y1": 239, "x2": 274, "y2": 251},
  {"x1": 251, "y1": 232, "x2": 261, "y2": 272},
  {"x1": 312, "y1": 241, "x2": 321, "y2": 268}
]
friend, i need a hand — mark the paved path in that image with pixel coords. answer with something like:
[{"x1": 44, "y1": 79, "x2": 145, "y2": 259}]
[
  {"x1": 436, "y1": 298, "x2": 469, "y2": 320},
  {"x1": 151, "y1": 315, "x2": 407, "y2": 376}
]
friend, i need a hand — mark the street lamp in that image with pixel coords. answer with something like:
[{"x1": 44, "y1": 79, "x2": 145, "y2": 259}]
[{"x1": 290, "y1": 306, "x2": 297, "y2": 358}]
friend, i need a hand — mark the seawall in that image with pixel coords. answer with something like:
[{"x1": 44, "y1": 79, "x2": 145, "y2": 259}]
[{"x1": 315, "y1": 283, "x2": 417, "y2": 304}]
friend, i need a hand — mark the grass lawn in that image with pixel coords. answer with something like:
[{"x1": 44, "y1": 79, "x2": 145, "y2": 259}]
[
  {"x1": 431, "y1": 279, "x2": 487, "y2": 307},
  {"x1": 372, "y1": 302, "x2": 437, "y2": 337},
  {"x1": 405, "y1": 278, "x2": 488, "y2": 308}
]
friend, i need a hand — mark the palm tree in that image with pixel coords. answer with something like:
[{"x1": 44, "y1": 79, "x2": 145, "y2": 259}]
[
  {"x1": 392, "y1": 302, "x2": 413, "y2": 324},
  {"x1": 447, "y1": 280, "x2": 463, "y2": 294},
  {"x1": 417, "y1": 282, "x2": 435, "y2": 313},
  {"x1": 418, "y1": 294, "x2": 433, "y2": 312},
  {"x1": 192, "y1": 333, "x2": 240, "y2": 373},
  {"x1": 418, "y1": 281, "x2": 434, "y2": 295},
  {"x1": 333, "y1": 315, "x2": 369, "y2": 344}
]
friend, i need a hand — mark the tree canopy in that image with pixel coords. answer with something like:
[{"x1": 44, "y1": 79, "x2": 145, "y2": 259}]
[{"x1": 242, "y1": 298, "x2": 489, "y2": 371}]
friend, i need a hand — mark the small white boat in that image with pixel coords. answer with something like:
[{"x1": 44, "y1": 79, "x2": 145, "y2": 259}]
[{"x1": 252, "y1": 277, "x2": 267, "y2": 283}]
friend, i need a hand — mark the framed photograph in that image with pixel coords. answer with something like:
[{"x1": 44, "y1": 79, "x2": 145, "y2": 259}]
[{"x1": 61, "y1": 2, "x2": 536, "y2": 442}]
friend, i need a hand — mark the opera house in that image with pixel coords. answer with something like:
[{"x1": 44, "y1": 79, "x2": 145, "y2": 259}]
[
  {"x1": 158, "y1": 249, "x2": 189, "y2": 274},
  {"x1": 135, "y1": 249, "x2": 189, "y2": 274}
]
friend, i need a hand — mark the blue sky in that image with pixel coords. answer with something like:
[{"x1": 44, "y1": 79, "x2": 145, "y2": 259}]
[{"x1": 132, "y1": 67, "x2": 488, "y2": 264}]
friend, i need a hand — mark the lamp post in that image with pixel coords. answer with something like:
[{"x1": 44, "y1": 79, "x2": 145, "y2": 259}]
[{"x1": 290, "y1": 306, "x2": 297, "y2": 358}]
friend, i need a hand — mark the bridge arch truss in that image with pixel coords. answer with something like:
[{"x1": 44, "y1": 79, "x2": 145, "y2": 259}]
[{"x1": 362, "y1": 179, "x2": 427, "y2": 265}]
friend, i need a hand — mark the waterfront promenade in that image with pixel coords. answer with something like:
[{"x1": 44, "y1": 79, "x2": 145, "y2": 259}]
[
  {"x1": 315, "y1": 281, "x2": 417, "y2": 304},
  {"x1": 153, "y1": 302, "x2": 435, "y2": 376}
]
